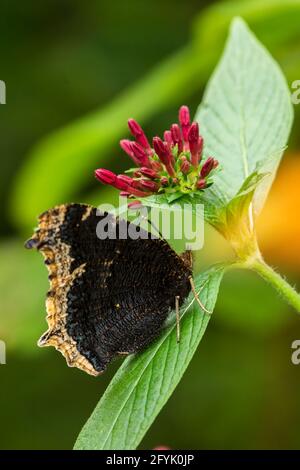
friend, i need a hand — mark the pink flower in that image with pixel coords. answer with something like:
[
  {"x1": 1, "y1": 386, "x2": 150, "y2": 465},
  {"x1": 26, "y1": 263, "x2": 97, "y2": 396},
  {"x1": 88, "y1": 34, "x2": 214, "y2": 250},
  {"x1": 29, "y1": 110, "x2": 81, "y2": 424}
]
[
  {"x1": 180, "y1": 156, "x2": 191, "y2": 174},
  {"x1": 128, "y1": 118, "x2": 151, "y2": 154},
  {"x1": 188, "y1": 123, "x2": 203, "y2": 167},
  {"x1": 95, "y1": 169, "x2": 116, "y2": 185},
  {"x1": 179, "y1": 105, "x2": 191, "y2": 143},
  {"x1": 170, "y1": 124, "x2": 183, "y2": 154},
  {"x1": 200, "y1": 156, "x2": 216, "y2": 178},
  {"x1": 95, "y1": 105, "x2": 219, "y2": 200},
  {"x1": 153, "y1": 137, "x2": 175, "y2": 176}
]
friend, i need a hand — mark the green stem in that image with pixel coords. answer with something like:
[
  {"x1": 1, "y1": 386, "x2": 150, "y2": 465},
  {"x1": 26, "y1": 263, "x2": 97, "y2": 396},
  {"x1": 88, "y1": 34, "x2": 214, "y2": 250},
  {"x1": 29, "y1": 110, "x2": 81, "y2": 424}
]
[{"x1": 232, "y1": 258, "x2": 300, "y2": 314}]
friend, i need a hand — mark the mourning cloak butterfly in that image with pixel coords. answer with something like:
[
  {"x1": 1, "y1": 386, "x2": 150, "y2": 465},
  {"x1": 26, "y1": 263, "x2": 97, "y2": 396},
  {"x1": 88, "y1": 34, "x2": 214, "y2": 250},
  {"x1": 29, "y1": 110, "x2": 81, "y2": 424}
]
[{"x1": 25, "y1": 203, "x2": 205, "y2": 376}]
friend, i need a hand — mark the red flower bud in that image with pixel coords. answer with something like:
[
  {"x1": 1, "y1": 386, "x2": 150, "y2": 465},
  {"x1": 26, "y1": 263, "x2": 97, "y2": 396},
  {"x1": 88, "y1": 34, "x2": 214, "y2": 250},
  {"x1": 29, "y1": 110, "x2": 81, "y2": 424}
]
[
  {"x1": 197, "y1": 136, "x2": 204, "y2": 161},
  {"x1": 126, "y1": 182, "x2": 151, "y2": 198},
  {"x1": 128, "y1": 188, "x2": 151, "y2": 197},
  {"x1": 131, "y1": 142, "x2": 151, "y2": 167},
  {"x1": 129, "y1": 180, "x2": 158, "y2": 197},
  {"x1": 160, "y1": 176, "x2": 168, "y2": 186},
  {"x1": 128, "y1": 200, "x2": 142, "y2": 209},
  {"x1": 200, "y1": 157, "x2": 215, "y2": 178},
  {"x1": 180, "y1": 156, "x2": 191, "y2": 174},
  {"x1": 197, "y1": 178, "x2": 207, "y2": 189},
  {"x1": 117, "y1": 174, "x2": 132, "y2": 185},
  {"x1": 179, "y1": 105, "x2": 191, "y2": 142},
  {"x1": 188, "y1": 123, "x2": 203, "y2": 166},
  {"x1": 95, "y1": 169, "x2": 117, "y2": 185},
  {"x1": 128, "y1": 118, "x2": 151, "y2": 151},
  {"x1": 163, "y1": 130, "x2": 173, "y2": 149},
  {"x1": 120, "y1": 139, "x2": 142, "y2": 167},
  {"x1": 170, "y1": 124, "x2": 183, "y2": 153},
  {"x1": 140, "y1": 167, "x2": 159, "y2": 179},
  {"x1": 115, "y1": 174, "x2": 132, "y2": 191},
  {"x1": 140, "y1": 179, "x2": 159, "y2": 192},
  {"x1": 153, "y1": 136, "x2": 168, "y2": 162},
  {"x1": 163, "y1": 131, "x2": 175, "y2": 165},
  {"x1": 128, "y1": 179, "x2": 141, "y2": 190},
  {"x1": 151, "y1": 160, "x2": 163, "y2": 172},
  {"x1": 120, "y1": 139, "x2": 134, "y2": 157},
  {"x1": 213, "y1": 159, "x2": 219, "y2": 169},
  {"x1": 153, "y1": 136, "x2": 175, "y2": 176}
]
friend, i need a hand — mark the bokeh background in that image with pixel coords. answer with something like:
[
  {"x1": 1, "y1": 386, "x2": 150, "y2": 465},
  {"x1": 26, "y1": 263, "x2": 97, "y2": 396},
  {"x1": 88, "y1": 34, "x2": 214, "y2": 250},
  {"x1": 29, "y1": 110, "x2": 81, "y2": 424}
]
[{"x1": 1, "y1": 0, "x2": 300, "y2": 450}]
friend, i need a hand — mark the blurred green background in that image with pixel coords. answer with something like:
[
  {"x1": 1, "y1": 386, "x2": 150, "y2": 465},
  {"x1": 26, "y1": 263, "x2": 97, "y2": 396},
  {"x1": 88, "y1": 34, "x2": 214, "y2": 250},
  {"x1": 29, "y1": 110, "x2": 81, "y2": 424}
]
[{"x1": 1, "y1": 0, "x2": 300, "y2": 450}]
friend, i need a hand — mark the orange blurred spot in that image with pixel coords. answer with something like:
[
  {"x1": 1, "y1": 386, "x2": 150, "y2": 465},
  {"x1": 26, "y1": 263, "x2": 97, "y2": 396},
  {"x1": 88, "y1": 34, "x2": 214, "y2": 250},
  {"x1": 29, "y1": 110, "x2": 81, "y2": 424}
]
[{"x1": 257, "y1": 155, "x2": 300, "y2": 270}]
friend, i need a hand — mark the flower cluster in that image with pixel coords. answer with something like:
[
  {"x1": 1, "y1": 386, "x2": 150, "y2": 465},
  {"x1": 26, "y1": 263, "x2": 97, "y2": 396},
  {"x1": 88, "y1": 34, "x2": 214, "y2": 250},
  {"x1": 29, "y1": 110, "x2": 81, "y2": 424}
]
[{"x1": 95, "y1": 106, "x2": 218, "y2": 201}]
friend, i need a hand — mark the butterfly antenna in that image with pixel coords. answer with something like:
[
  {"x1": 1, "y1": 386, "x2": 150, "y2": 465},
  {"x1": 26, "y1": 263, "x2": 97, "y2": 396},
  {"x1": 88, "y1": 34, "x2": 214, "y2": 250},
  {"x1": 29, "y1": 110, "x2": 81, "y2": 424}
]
[
  {"x1": 175, "y1": 295, "x2": 180, "y2": 343},
  {"x1": 189, "y1": 276, "x2": 212, "y2": 315}
]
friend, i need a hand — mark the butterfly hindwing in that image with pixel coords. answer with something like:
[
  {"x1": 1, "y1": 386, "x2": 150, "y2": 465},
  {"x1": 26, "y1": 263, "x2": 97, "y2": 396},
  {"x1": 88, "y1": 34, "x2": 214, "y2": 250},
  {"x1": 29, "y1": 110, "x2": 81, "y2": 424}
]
[{"x1": 25, "y1": 203, "x2": 192, "y2": 376}]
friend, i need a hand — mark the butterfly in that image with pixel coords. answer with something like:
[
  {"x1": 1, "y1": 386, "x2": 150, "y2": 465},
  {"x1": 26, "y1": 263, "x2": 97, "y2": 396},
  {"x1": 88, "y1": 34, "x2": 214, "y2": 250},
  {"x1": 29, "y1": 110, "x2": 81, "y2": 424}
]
[{"x1": 25, "y1": 203, "x2": 207, "y2": 376}]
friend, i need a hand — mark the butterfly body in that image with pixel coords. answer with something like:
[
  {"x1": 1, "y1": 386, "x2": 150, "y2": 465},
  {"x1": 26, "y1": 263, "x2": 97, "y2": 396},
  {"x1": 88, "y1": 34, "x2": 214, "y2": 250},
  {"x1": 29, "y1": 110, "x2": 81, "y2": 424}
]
[{"x1": 25, "y1": 203, "x2": 192, "y2": 376}]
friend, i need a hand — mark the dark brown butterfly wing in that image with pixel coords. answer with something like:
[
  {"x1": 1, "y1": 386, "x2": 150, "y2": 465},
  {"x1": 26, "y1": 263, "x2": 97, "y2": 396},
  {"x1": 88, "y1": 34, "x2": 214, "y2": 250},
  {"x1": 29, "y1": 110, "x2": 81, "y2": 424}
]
[{"x1": 25, "y1": 203, "x2": 192, "y2": 376}]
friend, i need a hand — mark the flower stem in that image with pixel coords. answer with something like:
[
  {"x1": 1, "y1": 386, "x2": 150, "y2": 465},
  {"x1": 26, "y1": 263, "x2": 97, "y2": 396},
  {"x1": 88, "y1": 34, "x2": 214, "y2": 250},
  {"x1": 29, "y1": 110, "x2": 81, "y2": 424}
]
[{"x1": 232, "y1": 258, "x2": 300, "y2": 314}]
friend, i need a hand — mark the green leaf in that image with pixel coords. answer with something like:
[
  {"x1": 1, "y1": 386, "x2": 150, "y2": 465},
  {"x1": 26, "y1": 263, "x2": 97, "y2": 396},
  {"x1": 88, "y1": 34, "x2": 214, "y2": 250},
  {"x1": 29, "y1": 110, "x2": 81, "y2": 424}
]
[
  {"x1": 215, "y1": 172, "x2": 268, "y2": 258},
  {"x1": 216, "y1": 172, "x2": 267, "y2": 233},
  {"x1": 195, "y1": 17, "x2": 293, "y2": 216},
  {"x1": 74, "y1": 265, "x2": 225, "y2": 450}
]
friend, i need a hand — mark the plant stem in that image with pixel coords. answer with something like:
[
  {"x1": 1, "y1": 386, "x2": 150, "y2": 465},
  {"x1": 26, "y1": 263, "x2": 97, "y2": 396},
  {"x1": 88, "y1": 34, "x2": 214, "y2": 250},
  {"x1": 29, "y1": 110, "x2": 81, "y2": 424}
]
[{"x1": 232, "y1": 258, "x2": 300, "y2": 314}]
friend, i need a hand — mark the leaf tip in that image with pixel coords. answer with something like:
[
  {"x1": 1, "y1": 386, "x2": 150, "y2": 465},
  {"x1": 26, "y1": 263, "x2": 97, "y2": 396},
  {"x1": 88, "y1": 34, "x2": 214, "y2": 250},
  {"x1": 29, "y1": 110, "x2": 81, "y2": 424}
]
[{"x1": 229, "y1": 16, "x2": 250, "y2": 37}]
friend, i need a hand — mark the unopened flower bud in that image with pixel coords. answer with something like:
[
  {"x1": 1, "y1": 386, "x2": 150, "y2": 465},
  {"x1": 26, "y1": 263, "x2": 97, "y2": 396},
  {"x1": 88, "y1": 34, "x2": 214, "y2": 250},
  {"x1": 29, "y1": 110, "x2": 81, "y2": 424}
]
[
  {"x1": 160, "y1": 176, "x2": 168, "y2": 186},
  {"x1": 128, "y1": 200, "x2": 142, "y2": 209},
  {"x1": 200, "y1": 157, "x2": 215, "y2": 178},
  {"x1": 164, "y1": 130, "x2": 173, "y2": 149},
  {"x1": 153, "y1": 136, "x2": 175, "y2": 176},
  {"x1": 131, "y1": 142, "x2": 151, "y2": 167},
  {"x1": 95, "y1": 169, "x2": 116, "y2": 185},
  {"x1": 140, "y1": 179, "x2": 159, "y2": 192},
  {"x1": 116, "y1": 174, "x2": 133, "y2": 191},
  {"x1": 151, "y1": 160, "x2": 163, "y2": 172},
  {"x1": 120, "y1": 139, "x2": 134, "y2": 157},
  {"x1": 120, "y1": 139, "x2": 142, "y2": 167},
  {"x1": 140, "y1": 167, "x2": 159, "y2": 179},
  {"x1": 180, "y1": 156, "x2": 191, "y2": 174},
  {"x1": 128, "y1": 119, "x2": 151, "y2": 151},
  {"x1": 197, "y1": 178, "x2": 207, "y2": 189},
  {"x1": 179, "y1": 105, "x2": 191, "y2": 142},
  {"x1": 188, "y1": 123, "x2": 203, "y2": 166},
  {"x1": 171, "y1": 124, "x2": 183, "y2": 153}
]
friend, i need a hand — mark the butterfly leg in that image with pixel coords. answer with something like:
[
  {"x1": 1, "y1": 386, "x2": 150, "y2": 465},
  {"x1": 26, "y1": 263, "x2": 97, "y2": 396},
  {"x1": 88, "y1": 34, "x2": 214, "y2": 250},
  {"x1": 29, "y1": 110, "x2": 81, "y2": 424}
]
[
  {"x1": 175, "y1": 295, "x2": 180, "y2": 343},
  {"x1": 137, "y1": 209, "x2": 164, "y2": 240},
  {"x1": 189, "y1": 276, "x2": 212, "y2": 315}
]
